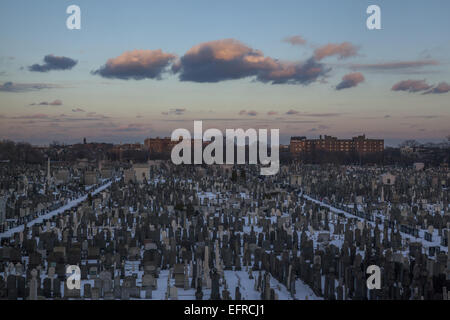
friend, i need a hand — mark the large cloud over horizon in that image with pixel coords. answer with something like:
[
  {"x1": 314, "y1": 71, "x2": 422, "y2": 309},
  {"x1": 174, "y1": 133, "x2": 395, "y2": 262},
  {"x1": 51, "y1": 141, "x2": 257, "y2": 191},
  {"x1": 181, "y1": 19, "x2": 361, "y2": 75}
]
[
  {"x1": 29, "y1": 55, "x2": 78, "y2": 72},
  {"x1": 92, "y1": 49, "x2": 177, "y2": 80},
  {"x1": 172, "y1": 39, "x2": 330, "y2": 84}
]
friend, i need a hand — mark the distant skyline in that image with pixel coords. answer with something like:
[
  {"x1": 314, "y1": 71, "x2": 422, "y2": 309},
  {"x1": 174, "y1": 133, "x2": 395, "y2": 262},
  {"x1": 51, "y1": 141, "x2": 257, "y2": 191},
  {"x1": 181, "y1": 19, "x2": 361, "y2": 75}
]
[{"x1": 1, "y1": 0, "x2": 450, "y2": 147}]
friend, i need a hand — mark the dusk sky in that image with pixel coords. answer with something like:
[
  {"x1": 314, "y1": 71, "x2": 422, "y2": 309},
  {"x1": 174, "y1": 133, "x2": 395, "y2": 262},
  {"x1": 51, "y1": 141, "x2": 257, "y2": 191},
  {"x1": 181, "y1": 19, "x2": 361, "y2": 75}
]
[{"x1": 1, "y1": 0, "x2": 449, "y2": 146}]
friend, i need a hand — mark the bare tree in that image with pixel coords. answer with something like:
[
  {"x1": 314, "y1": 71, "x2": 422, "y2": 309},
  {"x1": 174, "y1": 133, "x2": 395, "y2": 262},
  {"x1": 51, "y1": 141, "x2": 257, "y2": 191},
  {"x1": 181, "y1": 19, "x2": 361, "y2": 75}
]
[{"x1": 399, "y1": 139, "x2": 421, "y2": 148}]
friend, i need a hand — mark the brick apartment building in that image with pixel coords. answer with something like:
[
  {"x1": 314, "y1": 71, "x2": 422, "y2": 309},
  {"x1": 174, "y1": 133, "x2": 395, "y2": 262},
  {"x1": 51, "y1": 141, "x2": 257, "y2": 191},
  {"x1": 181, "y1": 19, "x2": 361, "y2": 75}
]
[
  {"x1": 290, "y1": 134, "x2": 384, "y2": 155},
  {"x1": 144, "y1": 137, "x2": 178, "y2": 154},
  {"x1": 144, "y1": 137, "x2": 211, "y2": 154}
]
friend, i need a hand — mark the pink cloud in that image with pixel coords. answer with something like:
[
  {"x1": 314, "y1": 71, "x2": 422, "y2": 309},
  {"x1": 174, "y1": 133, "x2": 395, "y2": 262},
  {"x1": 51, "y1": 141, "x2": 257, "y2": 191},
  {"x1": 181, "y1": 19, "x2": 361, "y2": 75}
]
[
  {"x1": 283, "y1": 35, "x2": 307, "y2": 46},
  {"x1": 314, "y1": 42, "x2": 359, "y2": 61},
  {"x1": 173, "y1": 38, "x2": 330, "y2": 84},
  {"x1": 93, "y1": 49, "x2": 177, "y2": 80},
  {"x1": 424, "y1": 81, "x2": 450, "y2": 94},
  {"x1": 116, "y1": 123, "x2": 148, "y2": 132},
  {"x1": 350, "y1": 60, "x2": 439, "y2": 71},
  {"x1": 391, "y1": 80, "x2": 432, "y2": 93},
  {"x1": 336, "y1": 72, "x2": 365, "y2": 90}
]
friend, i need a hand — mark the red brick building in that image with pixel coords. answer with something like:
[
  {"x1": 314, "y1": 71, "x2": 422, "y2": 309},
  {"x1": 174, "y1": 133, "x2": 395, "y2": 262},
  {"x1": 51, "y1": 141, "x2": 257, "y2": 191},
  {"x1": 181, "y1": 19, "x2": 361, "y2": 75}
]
[
  {"x1": 144, "y1": 137, "x2": 211, "y2": 154},
  {"x1": 290, "y1": 134, "x2": 384, "y2": 155},
  {"x1": 144, "y1": 137, "x2": 178, "y2": 154}
]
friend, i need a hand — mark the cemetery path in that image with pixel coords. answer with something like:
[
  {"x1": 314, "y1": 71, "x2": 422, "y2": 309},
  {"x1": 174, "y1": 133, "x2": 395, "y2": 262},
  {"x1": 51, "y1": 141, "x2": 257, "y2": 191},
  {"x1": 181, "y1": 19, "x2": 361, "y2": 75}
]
[
  {"x1": 300, "y1": 192, "x2": 448, "y2": 253},
  {"x1": 0, "y1": 180, "x2": 113, "y2": 239}
]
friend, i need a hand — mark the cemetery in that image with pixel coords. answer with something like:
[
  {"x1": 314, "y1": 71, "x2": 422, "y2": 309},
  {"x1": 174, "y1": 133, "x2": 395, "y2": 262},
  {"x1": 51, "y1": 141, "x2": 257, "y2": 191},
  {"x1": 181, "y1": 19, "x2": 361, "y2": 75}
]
[{"x1": 0, "y1": 160, "x2": 449, "y2": 300}]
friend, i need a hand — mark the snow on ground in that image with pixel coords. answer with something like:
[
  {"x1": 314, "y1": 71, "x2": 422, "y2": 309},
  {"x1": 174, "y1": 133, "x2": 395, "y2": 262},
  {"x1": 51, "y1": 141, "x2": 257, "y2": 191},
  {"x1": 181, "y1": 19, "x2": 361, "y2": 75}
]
[
  {"x1": 0, "y1": 180, "x2": 112, "y2": 239},
  {"x1": 132, "y1": 269, "x2": 319, "y2": 300},
  {"x1": 301, "y1": 192, "x2": 447, "y2": 253},
  {"x1": 64, "y1": 263, "x2": 320, "y2": 300}
]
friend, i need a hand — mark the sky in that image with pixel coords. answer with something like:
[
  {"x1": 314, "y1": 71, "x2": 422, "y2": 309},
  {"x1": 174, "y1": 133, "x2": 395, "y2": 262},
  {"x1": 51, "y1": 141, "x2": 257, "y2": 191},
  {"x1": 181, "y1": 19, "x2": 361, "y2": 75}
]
[{"x1": 0, "y1": 0, "x2": 449, "y2": 146}]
